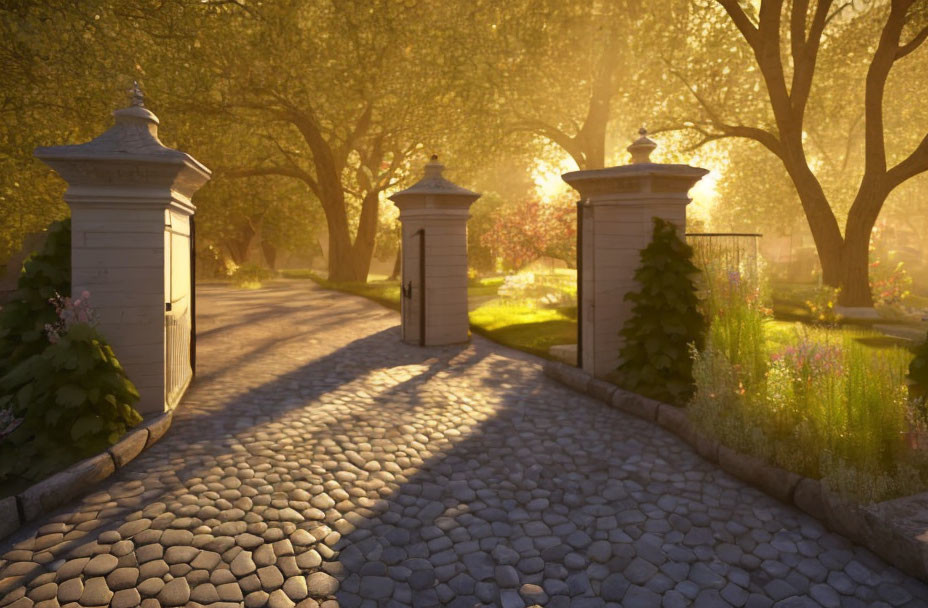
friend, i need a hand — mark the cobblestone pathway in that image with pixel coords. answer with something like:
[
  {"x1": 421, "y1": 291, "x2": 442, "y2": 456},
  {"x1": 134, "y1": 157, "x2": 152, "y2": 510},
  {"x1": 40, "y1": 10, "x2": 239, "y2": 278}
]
[{"x1": 2, "y1": 281, "x2": 928, "y2": 608}]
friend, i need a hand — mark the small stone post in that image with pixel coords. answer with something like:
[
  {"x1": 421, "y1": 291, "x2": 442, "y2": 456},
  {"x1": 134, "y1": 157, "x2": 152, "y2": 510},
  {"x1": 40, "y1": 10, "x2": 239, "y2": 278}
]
[
  {"x1": 389, "y1": 156, "x2": 480, "y2": 346},
  {"x1": 35, "y1": 84, "x2": 211, "y2": 415},
  {"x1": 562, "y1": 129, "x2": 708, "y2": 377}
]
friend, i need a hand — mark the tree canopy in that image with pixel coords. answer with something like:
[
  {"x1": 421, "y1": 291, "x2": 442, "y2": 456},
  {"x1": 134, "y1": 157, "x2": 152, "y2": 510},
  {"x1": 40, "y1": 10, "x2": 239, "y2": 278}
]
[{"x1": 1, "y1": 0, "x2": 926, "y2": 301}]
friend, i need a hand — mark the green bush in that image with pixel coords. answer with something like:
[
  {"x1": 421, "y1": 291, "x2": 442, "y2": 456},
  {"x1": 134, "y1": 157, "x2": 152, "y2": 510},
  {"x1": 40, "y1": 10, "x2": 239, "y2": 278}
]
[
  {"x1": 615, "y1": 218, "x2": 705, "y2": 405},
  {"x1": 0, "y1": 218, "x2": 71, "y2": 370},
  {"x1": 231, "y1": 262, "x2": 275, "y2": 288},
  {"x1": 0, "y1": 319, "x2": 141, "y2": 481},
  {"x1": 911, "y1": 331, "x2": 928, "y2": 420}
]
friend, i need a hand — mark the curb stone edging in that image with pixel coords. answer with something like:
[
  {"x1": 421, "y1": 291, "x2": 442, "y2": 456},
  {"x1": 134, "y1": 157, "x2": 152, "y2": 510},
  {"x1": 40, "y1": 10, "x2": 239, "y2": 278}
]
[
  {"x1": 543, "y1": 360, "x2": 928, "y2": 582},
  {"x1": 0, "y1": 411, "x2": 174, "y2": 543}
]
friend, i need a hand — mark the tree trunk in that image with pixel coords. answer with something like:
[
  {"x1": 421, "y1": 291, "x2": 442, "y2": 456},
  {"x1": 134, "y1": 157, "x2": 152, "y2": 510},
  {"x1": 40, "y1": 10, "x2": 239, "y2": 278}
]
[
  {"x1": 348, "y1": 191, "x2": 381, "y2": 281},
  {"x1": 226, "y1": 223, "x2": 256, "y2": 265},
  {"x1": 837, "y1": 185, "x2": 884, "y2": 307},
  {"x1": 261, "y1": 240, "x2": 277, "y2": 270},
  {"x1": 322, "y1": 191, "x2": 380, "y2": 284},
  {"x1": 388, "y1": 247, "x2": 401, "y2": 280},
  {"x1": 838, "y1": 233, "x2": 874, "y2": 307}
]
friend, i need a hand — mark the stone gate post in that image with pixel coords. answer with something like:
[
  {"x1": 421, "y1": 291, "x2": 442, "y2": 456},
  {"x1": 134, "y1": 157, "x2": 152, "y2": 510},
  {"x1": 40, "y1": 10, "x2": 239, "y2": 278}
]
[
  {"x1": 35, "y1": 84, "x2": 211, "y2": 415},
  {"x1": 389, "y1": 156, "x2": 480, "y2": 346},
  {"x1": 562, "y1": 129, "x2": 708, "y2": 377}
]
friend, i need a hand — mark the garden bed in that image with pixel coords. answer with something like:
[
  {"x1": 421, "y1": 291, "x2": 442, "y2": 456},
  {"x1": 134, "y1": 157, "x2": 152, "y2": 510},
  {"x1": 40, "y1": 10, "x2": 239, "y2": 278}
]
[{"x1": 544, "y1": 360, "x2": 928, "y2": 583}]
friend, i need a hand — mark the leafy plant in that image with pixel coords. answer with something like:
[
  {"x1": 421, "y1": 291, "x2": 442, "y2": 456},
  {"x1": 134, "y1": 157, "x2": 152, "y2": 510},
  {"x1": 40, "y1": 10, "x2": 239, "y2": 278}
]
[
  {"x1": 691, "y1": 323, "x2": 922, "y2": 503},
  {"x1": 910, "y1": 331, "x2": 928, "y2": 421},
  {"x1": 615, "y1": 217, "x2": 705, "y2": 405},
  {"x1": 805, "y1": 284, "x2": 842, "y2": 325},
  {"x1": 870, "y1": 222, "x2": 912, "y2": 308},
  {"x1": 0, "y1": 218, "x2": 71, "y2": 371},
  {"x1": 690, "y1": 235, "x2": 770, "y2": 392},
  {"x1": 231, "y1": 262, "x2": 275, "y2": 289},
  {"x1": 0, "y1": 294, "x2": 141, "y2": 482}
]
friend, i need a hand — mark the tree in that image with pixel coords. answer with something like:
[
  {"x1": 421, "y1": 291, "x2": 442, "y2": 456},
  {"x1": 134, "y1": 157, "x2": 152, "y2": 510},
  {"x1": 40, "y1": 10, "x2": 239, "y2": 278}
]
[
  {"x1": 482, "y1": 0, "x2": 659, "y2": 170},
  {"x1": 169, "y1": 0, "x2": 476, "y2": 282},
  {"x1": 480, "y1": 195, "x2": 577, "y2": 271},
  {"x1": 670, "y1": 0, "x2": 928, "y2": 306}
]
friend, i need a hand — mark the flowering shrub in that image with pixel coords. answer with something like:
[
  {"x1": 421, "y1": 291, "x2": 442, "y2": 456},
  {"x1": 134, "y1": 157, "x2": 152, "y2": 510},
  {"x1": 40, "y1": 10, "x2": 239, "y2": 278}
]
[
  {"x1": 0, "y1": 290, "x2": 141, "y2": 481},
  {"x1": 691, "y1": 322, "x2": 921, "y2": 503},
  {"x1": 688, "y1": 233, "x2": 926, "y2": 502},
  {"x1": 805, "y1": 285, "x2": 841, "y2": 324},
  {"x1": 44, "y1": 291, "x2": 97, "y2": 343},
  {"x1": 480, "y1": 196, "x2": 576, "y2": 271},
  {"x1": 690, "y1": 236, "x2": 769, "y2": 393},
  {"x1": 870, "y1": 223, "x2": 912, "y2": 308}
]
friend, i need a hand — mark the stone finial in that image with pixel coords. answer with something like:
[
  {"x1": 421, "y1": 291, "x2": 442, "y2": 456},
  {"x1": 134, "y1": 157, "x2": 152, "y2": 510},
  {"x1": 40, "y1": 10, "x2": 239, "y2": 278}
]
[
  {"x1": 130, "y1": 81, "x2": 145, "y2": 107},
  {"x1": 424, "y1": 154, "x2": 443, "y2": 179},
  {"x1": 627, "y1": 127, "x2": 658, "y2": 164}
]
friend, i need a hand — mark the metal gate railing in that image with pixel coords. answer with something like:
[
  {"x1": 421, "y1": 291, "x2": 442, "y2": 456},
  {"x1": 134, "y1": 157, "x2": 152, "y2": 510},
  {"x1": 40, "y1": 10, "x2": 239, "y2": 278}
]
[{"x1": 165, "y1": 305, "x2": 192, "y2": 407}]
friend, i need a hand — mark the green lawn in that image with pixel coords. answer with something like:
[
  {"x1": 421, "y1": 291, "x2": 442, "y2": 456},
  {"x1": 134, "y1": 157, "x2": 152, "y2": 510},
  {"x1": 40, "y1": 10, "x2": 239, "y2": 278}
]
[{"x1": 301, "y1": 273, "x2": 578, "y2": 359}]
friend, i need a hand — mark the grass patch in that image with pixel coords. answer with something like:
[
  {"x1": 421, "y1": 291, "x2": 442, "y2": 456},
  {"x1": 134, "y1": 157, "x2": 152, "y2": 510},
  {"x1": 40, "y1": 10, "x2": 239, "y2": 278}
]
[
  {"x1": 469, "y1": 302, "x2": 577, "y2": 359},
  {"x1": 307, "y1": 273, "x2": 578, "y2": 359},
  {"x1": 307, "y1": 274, "x2": 401, "y2": 312}
]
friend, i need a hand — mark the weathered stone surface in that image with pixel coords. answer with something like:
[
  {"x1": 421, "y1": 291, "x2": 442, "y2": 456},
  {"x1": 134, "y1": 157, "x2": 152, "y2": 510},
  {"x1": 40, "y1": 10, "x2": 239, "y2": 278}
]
[
  {"x1": 306, "y1": 572, "x2": 338, "y2": 596},
  {"x1": 718, "y1": 444, "x2": 801, "y2": 504},
  {"x1": 793, "y1": 478, "x2": 826, "y2": 521},
  {"x1": 79, "y1": 577, "x2": 113, "y2": 605},
  {"x1": 20, "y1": 452, "x2": 115, "y2": 522},
  {"x1": 0, "y1": 496, "x2": 20, "y2": 541},
  {"x1": 587, "y1": 378, "x2": 617, "y2": 403},
  {"x1": 610, "y1": 390, "x2": 659, "y2": 422},
  {"x1": 157, "y1": 577, "x2": 191, "y2": 606},
  {"x1": 143, "y1": 412, "x2": 173, "y2": 448},
  {"x1": 111, "y1": 587, "x2": 141, "y2": 608},
  {"x1": 56, "y1": 577, "x2": 82, "y2": 603},
  {"x1": 543, "y1": 361, "x2": 590, "y2": 393},
  {"x1": 2, "y1": 283, "x2": 927, "y2": 608},
  {"x1": 107, "y1": 427, "x2": 149, "y2": 469},
  {"x1": 655, "y1": 404, "x2": 697, "y2": 445},
  {"x1": 84, "y1": 553, "x2": 119, "y2": 576}
]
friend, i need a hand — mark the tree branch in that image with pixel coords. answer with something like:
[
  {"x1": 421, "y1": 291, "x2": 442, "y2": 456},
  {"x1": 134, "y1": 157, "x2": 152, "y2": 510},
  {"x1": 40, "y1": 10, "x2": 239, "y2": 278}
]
[
  {"x1": 223, "y1": 165, "x2": 320, "y2": 198},
  {"x1": 897, "y1": 24, "x2": 928, "y2": 59},
  {"x1": 716, "y1": 0, "x2": 760, "y2": 47},
  {"x1": 886, "y1": 130, "x2": 928, "y2": 189}
]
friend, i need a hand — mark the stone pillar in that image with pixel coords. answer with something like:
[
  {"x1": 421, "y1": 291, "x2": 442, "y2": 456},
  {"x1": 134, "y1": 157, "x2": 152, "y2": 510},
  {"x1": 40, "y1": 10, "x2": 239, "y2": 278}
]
[
  {"x1": 389, "y1": 156, "x2": 480, "y2": 346},
  {"x1": 35, "y1": 84, "x2": 211, "y2": 415},
  {"x1": 562, "y1": 129, "x2": 707, "y2": 377}
]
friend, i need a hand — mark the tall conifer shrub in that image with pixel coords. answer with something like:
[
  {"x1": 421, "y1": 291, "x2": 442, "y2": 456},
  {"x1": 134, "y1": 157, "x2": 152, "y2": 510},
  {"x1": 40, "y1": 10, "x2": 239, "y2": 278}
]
[{"x1": 615, "y1": 217, "x2": 705, "y2": 405}]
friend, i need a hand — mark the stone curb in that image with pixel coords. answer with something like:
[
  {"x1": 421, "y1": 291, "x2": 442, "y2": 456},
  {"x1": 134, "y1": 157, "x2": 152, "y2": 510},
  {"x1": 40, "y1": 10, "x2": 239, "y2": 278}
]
[
  {"x1": 0, "y1": 411, "x2": 173, "y2": 543},
  {"x1": 543, "y1": 360, "x2": 928, "y2": 582}
]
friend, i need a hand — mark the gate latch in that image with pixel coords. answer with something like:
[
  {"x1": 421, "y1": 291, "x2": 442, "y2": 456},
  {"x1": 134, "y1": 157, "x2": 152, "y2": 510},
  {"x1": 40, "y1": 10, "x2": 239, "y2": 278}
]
[{"x1": 402, "y1": 281, "x2": 413, "y2": 299}]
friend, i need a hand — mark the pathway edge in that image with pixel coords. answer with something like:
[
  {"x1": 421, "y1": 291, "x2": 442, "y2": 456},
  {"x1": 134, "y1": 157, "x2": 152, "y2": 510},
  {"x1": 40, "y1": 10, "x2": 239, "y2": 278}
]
[
  {"x1": 0, "y1": 411, "x2": 174, "y2": 543},
  {"x1": 543, "y1": 359, "x2": 928, "y2": 583}
]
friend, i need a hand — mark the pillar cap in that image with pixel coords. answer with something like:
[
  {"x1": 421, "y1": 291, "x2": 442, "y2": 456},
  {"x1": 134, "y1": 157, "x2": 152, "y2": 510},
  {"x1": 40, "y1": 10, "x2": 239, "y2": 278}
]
[
  {"x1": 34, "y1": 82, "x2": 211, "y2": 199},
  {"x1": 627, "y1": 127, "x2": 658, "y2": 164},
  {"x1": 389, "y1": 155, "x2": 480, "y2": 209},
  {"x1": 562, "y1": 163, "x2": 708, "y2": 200}
]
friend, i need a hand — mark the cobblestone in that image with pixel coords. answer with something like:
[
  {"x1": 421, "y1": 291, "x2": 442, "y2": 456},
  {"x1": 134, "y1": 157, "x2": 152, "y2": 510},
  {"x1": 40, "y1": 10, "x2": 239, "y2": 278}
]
[{"x1": 2, "y1": 282, "x2": 927, "y2": 606}]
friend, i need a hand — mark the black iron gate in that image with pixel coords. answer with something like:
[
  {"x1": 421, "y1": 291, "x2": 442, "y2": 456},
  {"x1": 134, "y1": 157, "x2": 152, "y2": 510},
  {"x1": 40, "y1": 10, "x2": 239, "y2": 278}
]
[
  {"x1": 190, "y1": 215, "x2": 196, "y2": 377},
  {"x1": 402, "y1": 228, "x2": 426, "y2": 346}
]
